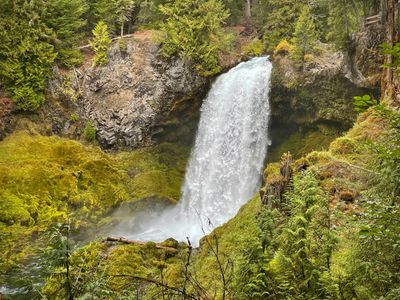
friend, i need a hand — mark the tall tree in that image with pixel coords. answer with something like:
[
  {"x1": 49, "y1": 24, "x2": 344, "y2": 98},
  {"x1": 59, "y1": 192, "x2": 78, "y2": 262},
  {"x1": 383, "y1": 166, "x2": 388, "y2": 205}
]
[
  {"x1": 291, "y1": 5, "x2": 318, "y2": 63},
  {"x1": 159, "y1": 0, "x2": 231, "y2": 76},
  {"x1": 0, "y1": 0, "x2": 56, "y2": 111},
  {"x1": 255, "y1": 0, "x2": 307, "y2": 50},
  {"x1": 114, "y1": 0, "x2": 136, "y2": 36},
  {"x1": 45, "y1": 0, "x2": 88, "y2": 67}
]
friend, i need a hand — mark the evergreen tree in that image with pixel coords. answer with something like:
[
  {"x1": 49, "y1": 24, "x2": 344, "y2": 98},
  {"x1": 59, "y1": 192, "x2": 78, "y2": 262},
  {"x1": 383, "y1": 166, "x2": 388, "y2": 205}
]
[
  {"x1": 326, "y1": 0, "x2": 361, "y2": 49},
  {"x1": 291, "y1": 6, "x2": 318, "y2": 63},
  {"x1": 45, "y1": 0, "x2": 88, "y2": 67},
  {"x1": 255, "y1": 0, "x2": 307, "y2": 51},
  {"x1": 115, "y1": 0, "x2": 136, "y2": 36},
  {"x1": 159, "y1": 0, "x2": 231, "y2": 76},
  {"x1": 90, "y1": 21, "x2": 112, "y2": 66},
  {"x1": 0, "y1": 0, "x2": 56, "y2": 111}
]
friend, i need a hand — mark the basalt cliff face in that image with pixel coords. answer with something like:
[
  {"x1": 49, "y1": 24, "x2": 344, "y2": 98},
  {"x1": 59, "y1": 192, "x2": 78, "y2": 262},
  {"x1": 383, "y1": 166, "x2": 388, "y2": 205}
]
[{"x1": 77, "y1": 39, "x2": 208, "y2": 149}]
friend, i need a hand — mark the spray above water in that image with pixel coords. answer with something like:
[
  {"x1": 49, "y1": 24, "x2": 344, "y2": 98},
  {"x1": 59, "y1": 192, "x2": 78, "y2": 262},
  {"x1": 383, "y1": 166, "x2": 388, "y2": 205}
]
[{"x1": 113, "y1": 57, "x2": 273, "y2": 245}]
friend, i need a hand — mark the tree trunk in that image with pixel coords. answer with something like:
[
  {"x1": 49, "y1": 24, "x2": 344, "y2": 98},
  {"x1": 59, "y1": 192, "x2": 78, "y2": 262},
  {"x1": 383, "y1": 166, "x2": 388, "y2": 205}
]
[{"x1": 245, "y1": 0, "x2": 252, "y2": 23}]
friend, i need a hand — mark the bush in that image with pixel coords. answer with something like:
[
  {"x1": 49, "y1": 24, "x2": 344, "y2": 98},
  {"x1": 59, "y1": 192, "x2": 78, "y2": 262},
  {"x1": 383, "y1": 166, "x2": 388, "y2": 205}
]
[
  {"x1": 69, "y1": 114, "x2": 79, "y2": 122},
  {"x1": 274, "y1": 40, "x2": 291, "y2": 56},
  {"x1": 84, "y1": 122, "x2": 96, "y2": 142},
  {"x1": 90, "y1": 21, "x2": 112, "y2": 67},
  {"x1": 118, "y1": 38, "x2": 127, "y2": 53},
  {"x1": 242, "y1": 39, "x2": 264, "y2": 57}
]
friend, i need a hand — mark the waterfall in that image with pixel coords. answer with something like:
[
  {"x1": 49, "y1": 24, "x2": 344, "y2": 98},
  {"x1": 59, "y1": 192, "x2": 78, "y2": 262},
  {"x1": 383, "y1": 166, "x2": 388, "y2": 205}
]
[{"x1": 114, "y1": 57, "x2": 273, "y2": 245}]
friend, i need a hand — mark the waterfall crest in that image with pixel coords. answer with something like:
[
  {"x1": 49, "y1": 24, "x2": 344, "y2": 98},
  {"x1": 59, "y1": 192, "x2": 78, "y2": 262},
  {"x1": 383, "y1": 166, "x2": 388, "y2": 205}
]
[{"x1": 113, "y1": 57, "x2": 273, "y2": 244}]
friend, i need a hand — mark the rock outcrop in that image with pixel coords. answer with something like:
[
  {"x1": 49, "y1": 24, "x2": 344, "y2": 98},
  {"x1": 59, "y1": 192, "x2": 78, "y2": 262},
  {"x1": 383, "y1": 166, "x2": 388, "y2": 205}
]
[
  {"x1": 270, "y1": 43, "x2": 378, "y2": 129},
  {"x1": 76, "y1": 37, "x2": 208, "y2": 149}
]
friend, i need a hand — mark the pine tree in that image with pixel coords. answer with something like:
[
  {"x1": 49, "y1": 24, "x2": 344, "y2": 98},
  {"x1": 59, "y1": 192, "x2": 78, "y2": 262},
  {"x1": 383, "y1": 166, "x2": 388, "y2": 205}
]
[
  {"x1": 115, "y1": 0, "x2": 136, "y2": 36},
  {"x1": 45, "y1": 0, "x2": 88, "y2": 67},
  {"x1": 291, "y1": 6, "x2": 318, "y2": 63},
  {"x1": 0, "y1": 0, "x2": 56, "y2": 111},
  {"x1": 90, "y1": 21, "x2": 112, "y2": 67},
  {"x1": 326, "y1": 0, "x2": 360, "y2": 49},
  {"x1": 159, "y1": 0, "x2": 231, "y2": 76},
  {"x1": 255, "y1": 0, "x2": 307, "y2": 51}
]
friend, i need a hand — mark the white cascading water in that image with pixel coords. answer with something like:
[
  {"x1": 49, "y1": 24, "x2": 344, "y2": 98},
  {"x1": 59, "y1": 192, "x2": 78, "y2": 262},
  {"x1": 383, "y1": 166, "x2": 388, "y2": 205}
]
[{"x1": 113, "y1": 57, "x2": 273, "y2": 245}]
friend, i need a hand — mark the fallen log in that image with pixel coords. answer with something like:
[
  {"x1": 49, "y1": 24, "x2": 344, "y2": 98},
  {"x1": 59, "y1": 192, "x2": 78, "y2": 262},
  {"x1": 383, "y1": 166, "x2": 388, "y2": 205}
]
[{"x1": 104, "y1": 236, "x2": 178, "y2": 252}]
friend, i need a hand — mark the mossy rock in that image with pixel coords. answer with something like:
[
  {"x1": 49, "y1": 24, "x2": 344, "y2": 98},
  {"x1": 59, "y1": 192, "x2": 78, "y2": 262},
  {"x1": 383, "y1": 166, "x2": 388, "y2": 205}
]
[{"x1": 329, "y1": 137, "x2": 357, "y2": 155}]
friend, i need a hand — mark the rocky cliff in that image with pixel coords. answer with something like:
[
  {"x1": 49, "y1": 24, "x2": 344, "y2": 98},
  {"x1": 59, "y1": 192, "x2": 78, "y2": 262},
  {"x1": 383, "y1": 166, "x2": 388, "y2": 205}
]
[
  {"x1": 270, "y1": 43, "x2": 378, "y2": 129},
  {"x1": 79, "y1": 39, "x2": 208, "y2": 148}
]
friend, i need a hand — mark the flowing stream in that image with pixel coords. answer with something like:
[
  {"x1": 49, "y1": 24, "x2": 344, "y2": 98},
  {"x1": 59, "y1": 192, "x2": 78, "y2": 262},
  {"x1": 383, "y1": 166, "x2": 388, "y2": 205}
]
[{"x1": 114, "y1": 57, "x2": 273, "y2": 245}]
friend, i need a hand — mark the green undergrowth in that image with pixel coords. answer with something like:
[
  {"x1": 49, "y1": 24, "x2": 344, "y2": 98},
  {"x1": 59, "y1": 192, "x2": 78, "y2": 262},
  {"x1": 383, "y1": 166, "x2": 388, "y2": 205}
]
[
  {"x1": 0, "y1": 131, "x2": 189, "y2": 282},
  {"x1": 5, "y1": 106, "x2": 398, "y2": 299},
  {"x1": 185, "y1": 107, "x2": 397, "y2": 299}
]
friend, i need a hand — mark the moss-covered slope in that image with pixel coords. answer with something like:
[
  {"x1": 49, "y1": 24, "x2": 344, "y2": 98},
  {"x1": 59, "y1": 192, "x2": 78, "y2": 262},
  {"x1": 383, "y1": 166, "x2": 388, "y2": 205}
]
[{"x1": 0, "y1": 131, "x2": 189, "y2": 281}]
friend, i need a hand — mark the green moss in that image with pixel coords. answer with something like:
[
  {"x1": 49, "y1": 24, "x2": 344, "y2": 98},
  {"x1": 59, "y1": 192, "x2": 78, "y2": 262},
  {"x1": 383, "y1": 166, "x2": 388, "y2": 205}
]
[
  {"x1": 0, "y1": 131, "x2": 189, "y2": 282},
  {"x1": 329, "y1": 137, "x2": 357, "y2": 156}
]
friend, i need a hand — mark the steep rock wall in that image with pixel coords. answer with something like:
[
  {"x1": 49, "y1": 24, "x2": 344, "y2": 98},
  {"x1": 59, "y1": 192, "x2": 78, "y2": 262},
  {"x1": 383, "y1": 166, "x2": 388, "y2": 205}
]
[{"x1": 76, "y1": 38, "x2": 209, "y2": 149}]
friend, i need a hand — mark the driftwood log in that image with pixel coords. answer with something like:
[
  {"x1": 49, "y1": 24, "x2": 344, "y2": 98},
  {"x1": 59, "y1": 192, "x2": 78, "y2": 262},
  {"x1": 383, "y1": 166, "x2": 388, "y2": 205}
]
[{"x1": 104, "y1": 236, "x2": 178, "y2": 252}]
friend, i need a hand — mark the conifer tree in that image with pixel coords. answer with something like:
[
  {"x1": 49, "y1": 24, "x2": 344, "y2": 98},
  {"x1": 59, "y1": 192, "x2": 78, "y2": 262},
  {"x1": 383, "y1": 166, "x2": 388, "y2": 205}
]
[
  {"x1": 45, "y1": 0, "x2": 88, "y2": 67},
  {"x1": 115, "y1": 0, "x2": 136, "y2": 36},
  {"x1": 90, "y1": 21, "x2": 112, "y2": 67},
  {"x1": 159, "y1": 0, "x2": 231, "y2": 76},
  {"x1": 326, "y1": 0, "x2": 360, "y2": 49},
  {"x1": 291, "y1": 6, "x2": 318, "y2": 63},
  {"x1": 256, "y1": 0, "x2": 307, "y2": 51},
  {"x1": 0, "y1": 0, "x2": 56, "y2": 111}
]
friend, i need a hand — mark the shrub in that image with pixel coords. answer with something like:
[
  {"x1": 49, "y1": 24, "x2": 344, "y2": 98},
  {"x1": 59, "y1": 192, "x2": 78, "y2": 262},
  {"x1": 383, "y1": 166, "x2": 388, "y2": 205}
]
[
  {"x1": 90, "y1": 21, "x2": 112, "y2": 67},
  {"x1": 118, "y1": 38, "x2": 127, "y2": 53},
  {"x1": 242, "y1": 39, "x2": 264, "y2": 57},
  {"x1": 84, "y1": 122, "x2": 96, "y2": 142},
  {"x1": 353, "y1": 95, "x2": 377, "y2": 113},
  {"x1": 274, "y1": 40, "x2": 291, "y2": 56},
  {"x1": 69, "y1": 114, "x2": 79, "y2": 122}
]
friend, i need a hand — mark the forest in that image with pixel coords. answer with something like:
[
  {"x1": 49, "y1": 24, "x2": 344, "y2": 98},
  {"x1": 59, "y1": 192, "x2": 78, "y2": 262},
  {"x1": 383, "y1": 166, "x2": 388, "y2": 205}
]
[{"x1": 0, "y1": 0, "x2": 399, "y2": 299}]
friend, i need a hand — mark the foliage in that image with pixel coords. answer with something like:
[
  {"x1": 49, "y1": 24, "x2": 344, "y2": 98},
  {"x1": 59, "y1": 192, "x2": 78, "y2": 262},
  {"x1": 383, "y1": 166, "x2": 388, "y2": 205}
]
[
  {"x1": 274, "y1": 40, "x2": 291, "y2": 56},
  {"x1": 345, "y1": 106, "x2": 400, "y2": 298},
  {"x1": 353, "y1": 94, "x2": 378, "y2": 113},
  {"x1": 45, "y1": 0, "x2": 88, "y2": 67},
  {"x1": 242, "y1": 39, "x2": 265, "y2": 57},
  {"x1": 255, "y1": 0, "x2": 307, "y2": 51},
  {"x1": 90, "y1": 21, "x2": 112, "y2": 66},
  {"x1": 159, "y1": 0, "x2": 231, "y2": 76},
  {"x1": 83, "y1": 121, "x2": 97, "y2": 142},
  {"x1": 381, "y1": 42, "x2": 400, "y2": 73},
  {"x1": 0, "y1": 0, "x2": 56, "y2": 112},
  {"x1": 42, "y1": 223, "x2": 76, "y2": 299},
  {"x1": 114, "y1": 0, "x2": 136, "y2": 36},
  {"x1": 290, "y1": 5, "x2": 318, "y2": 63},
  {"x1": 325, "y1": 0, "x2": 361, "y2": 49}
]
